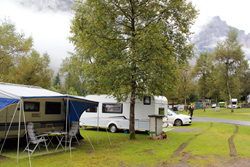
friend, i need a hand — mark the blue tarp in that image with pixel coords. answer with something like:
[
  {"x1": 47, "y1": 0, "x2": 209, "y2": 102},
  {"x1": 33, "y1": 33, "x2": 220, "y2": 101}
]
[
  {"x1": 0, "y1": 97, "x2": 19, "y2": 111},
  {"x1": 68, "y1": 99, "x2": 98, "y2": 124}
]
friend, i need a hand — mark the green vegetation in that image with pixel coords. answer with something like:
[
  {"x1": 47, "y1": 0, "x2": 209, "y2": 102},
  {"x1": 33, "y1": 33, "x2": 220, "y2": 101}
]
[
  {"x1": 1, "y1": 109, "x2": 250, "y2": 166},
  {"x1": 69, "y1": 0, "x2": 197, "y2": 138},
  {"x1": 0, "y1": 19, "x2": 53, "y2": 88},
  {"x1": 187, "y1": 108, "x2": 250, "y2": 121}
]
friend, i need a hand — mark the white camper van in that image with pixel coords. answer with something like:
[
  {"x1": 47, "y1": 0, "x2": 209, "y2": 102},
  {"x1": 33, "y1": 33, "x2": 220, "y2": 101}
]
[
  {"x1": 80, "y1": 95, "x2": 168, "y2": 132},
  {"x1": 0, "y1": 83, "x2": 98, "y2": 141},
  {"x1": 228, "y1": 98, "x2": 238, "y2": 108}
]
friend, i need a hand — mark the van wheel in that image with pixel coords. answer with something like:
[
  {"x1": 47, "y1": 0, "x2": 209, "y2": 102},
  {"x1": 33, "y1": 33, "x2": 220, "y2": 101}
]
[
  {"x1": 109, "y1": 124, "x2": 117, "y2": 133},
  {"x1": 174, "y1": 119, "x2": 183, "y2": 126}
]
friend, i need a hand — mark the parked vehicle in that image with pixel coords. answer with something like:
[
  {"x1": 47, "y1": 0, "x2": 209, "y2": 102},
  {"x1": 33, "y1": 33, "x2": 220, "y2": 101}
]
[
  {"x1": 212, "y1": 104, "x2": 216, "y2": 108},
  {"x1": 177, "y1": 104, "x2": 185, "y2": 111},
  {"x1": 80, "y1": 94, "x2": 168, "y2": 132},
  {"x1": 195, "y1": 102, "x2": 208, "y2": 109},
  {"x1": 168, "y1": 104, "x2": 184, "y2": 111},
  {"x1": 228, "y1": 99, "x2": 238, "y2": 108},
  {"x1": 0, "y1": 83, "x2": 98, "y2": 141},
  {"x1": 248, "y1": 94, "x2": 250, "y2": 103},
  {"x1": 164, "y1": 109, "x2": 192, "y2": 126},
  {"x1": 218, "y1": 102, "x2": 225, "y2": 108}
]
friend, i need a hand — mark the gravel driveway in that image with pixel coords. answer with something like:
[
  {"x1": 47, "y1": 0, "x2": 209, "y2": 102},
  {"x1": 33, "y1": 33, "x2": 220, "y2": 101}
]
[{"x1": 192, "y1": 117, "x2": 250, "y2": 126}]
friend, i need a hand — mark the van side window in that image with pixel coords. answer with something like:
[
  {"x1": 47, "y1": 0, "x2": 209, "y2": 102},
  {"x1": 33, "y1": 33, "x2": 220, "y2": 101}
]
[
  {"x1": 102, "y1": 103, "x2": 123, "y2": 113},
  {"x1": 24, "y1": 102, "x2": 40, "y2": 112},
  {"x1": 45, "y1": 102, "x2": 61, "y2": 114},
  {"x1": 86, "y1": 106, "x2": 97, "y2": 113}
]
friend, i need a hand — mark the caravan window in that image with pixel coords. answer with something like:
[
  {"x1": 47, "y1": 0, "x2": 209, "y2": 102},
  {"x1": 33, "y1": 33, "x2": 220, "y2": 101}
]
[
  {"x1": 144, "y1": 96, "x2": 151, "y2": 105},
  {"x1": 24, "y1": 102, "x2": 40, "y2": 112},
  {"x1": 86, "y1": 106, "x2": 97, "y2": 113},
  {"x1": 159, "y1": 108, "x2": 164, "y2": 115},
  {"x1": 102, "y1": 103, "x2": 123, "y2": 113},
  {"x1": 45, "y1": 102, "x2": 61, "y2": 114}
]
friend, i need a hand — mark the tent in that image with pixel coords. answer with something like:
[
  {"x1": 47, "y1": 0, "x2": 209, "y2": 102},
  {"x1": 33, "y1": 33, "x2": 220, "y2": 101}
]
[{"x1": 0, "y1": 82, "x2": 98, "y2": 160}]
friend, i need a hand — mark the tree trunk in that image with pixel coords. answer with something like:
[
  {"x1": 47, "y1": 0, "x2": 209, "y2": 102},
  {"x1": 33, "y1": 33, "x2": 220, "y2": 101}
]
[
  {"x1": 225, "y1": 61, "x2": 233, "y2": 112},
  {"x1": 216, "y1": 95, "x2": 218, "y2": 107},
  {"x1": 203, "y1": 73, "x2": 206, "y2": 112},
  {"x1": 227, "y1": 80, "x2": 234, "y2": 112},
  {"x1": 184, "y1": 98, "x2": 187, "y2": 112},
  {"x1": 129, "y1": 3, "x2": 136, "y2": 140},
  {"x1": 129, "y1": 80, "x2": 136, "y2": 140}
]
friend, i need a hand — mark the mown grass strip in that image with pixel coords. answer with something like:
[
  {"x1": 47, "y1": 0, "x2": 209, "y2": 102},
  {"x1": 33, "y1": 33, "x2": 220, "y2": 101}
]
[{"x1": 184, "y1": 108, "x2": 250, "y2": 121}]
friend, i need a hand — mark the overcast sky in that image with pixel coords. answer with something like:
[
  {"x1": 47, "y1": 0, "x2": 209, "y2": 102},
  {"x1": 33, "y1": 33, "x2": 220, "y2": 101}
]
[
  {"x1": 191, "y1": 0, "x2": 250, "y2": 34},
  {"x1": 1, "y1": 0, "x2": 250, "y2": 74},
  {"x1": 0, "y1": 0, "x2": 74, "y2": 72}
]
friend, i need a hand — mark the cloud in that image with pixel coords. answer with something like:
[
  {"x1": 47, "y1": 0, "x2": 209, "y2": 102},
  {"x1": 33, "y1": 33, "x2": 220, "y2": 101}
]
[
  {"x1": 0, "y1": 0, "x2": 74, "y2": 73},
  {"x1": 191, "y1": 0, "x2": 250, "y2": 34},
  {"x1": 243, "y1": 48, "x2": 250, "y2": 61},
  {"x1": 191, "y1": 15, "x2": 213, "y2": 35}
]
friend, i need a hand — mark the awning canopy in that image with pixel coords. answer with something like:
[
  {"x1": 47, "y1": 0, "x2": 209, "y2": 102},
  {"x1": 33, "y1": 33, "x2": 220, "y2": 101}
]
[
  {"x1": 66, "y1": 96, "x2": 98, "y2": 123},
  {"x1": 0, "y1": 97, "x2": 20, "y2": 111},
  {"x1": 0, "y1": 83, "x2": 98, "y2": 122}
]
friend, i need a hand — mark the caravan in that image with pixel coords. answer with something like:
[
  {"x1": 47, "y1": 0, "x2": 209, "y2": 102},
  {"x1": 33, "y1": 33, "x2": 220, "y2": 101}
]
[
  {"x1": 80, "y1": 95, "x2": 168, "y2": 132},
  {"x1": 0, "y1": 83, "x2": 98, "y2": 141},
  {"x1": 228, "y1": 98, "x2": 238, "y2": 109}
]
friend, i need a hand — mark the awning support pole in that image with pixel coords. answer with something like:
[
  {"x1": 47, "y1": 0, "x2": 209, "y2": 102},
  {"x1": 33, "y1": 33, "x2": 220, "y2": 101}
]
[{"x1": 0, "y1": 100, "x2": 20, "y2": 153}]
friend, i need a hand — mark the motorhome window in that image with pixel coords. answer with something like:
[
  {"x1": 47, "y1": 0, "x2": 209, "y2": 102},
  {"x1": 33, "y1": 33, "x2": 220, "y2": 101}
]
[
  {"x1": 159, "y1": 108, "x2": 164, "y2": 115},
  {"x1": 45, "y1": 102, "x2": 61, "y2": 114},
  {"x1": 86, "y1": 106, "x2": 97, "y2": 113},
  {"x1": 144, "y1": 96, "x2": 151, "y2": 105},
  {"x1": 102, "y1": 103, "x2": 122, "y2": 113},
  {"x1": 24, "y1": 102, "x2": 40, "y2": 112}
]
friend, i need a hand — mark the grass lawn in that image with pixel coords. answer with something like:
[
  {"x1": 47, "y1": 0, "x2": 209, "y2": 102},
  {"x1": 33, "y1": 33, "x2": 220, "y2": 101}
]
[
  {"x1": 1, "y1": 108, "x2": 250, "y2": 166},
  {"x1": 179, "y1": 107, "x2": 250, "y2": 121}
]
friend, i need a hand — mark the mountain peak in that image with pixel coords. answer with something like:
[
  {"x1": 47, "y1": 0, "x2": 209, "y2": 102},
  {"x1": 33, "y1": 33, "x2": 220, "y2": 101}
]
[
  {"x1": 19, "y1": 0, "x2": 74, "y2": 12},
  {"x1": 192, "y1": 16, "x2": 250, "y2": 57}
]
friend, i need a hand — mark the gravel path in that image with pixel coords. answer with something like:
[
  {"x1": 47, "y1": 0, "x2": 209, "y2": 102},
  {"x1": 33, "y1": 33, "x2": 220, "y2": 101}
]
[{"x1": 192, "y1": 117, "x2": 250, "y2": 126}]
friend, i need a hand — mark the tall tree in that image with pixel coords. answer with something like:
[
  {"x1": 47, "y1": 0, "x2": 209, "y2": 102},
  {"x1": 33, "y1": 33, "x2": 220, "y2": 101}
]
[
  {"x1": 206, "y1": 59, "x2": 222, "y2": 107},
  {"x1": 70, "y1": 0, "x2": 197, "y2": 139},
  {"x1": 176, "y1": 62, "x2": 193, "y2": 106},
  {"x1": 60, "y1": 54, "x2": 88, "y2": 96},
  {"x1": 10, "y1": 50, "x2": 53, "y2": 88},
  {"x1": 239, "y1": 60, "x2": 250, "y2": 102},
  {"x1": 214, "y1": 28, "x2": 245, "y2": 112},
  {"x1": 50, "y1": 72, "x2": 63, "y2": 93},
  {"x1": 192, "y1": 52, "x2": 213, "y2": 112},
  {"x1": 0, "y1": 19, "x2": 53, "y2": 88},
  {"x1": 52, "y1": 72, "x2": 61, "y2": 87},
  {"x1": 0, "y1": 19, "x2": 32, "y2": 81}
]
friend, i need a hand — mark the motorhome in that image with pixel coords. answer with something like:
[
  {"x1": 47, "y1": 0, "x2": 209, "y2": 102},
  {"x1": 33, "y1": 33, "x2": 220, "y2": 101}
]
[
  {"x1": 228, "y1": 98, "x2": 238, "y2": 109},
  {"x1": 247, "y1": 95, "x2": 250, "y2": 104},
  {"x1": 0, "y1": 83, "x2": 98, "y2": 141},
  {"x1": 80, "y1": 95, "x2": 168, "y2": 132}
]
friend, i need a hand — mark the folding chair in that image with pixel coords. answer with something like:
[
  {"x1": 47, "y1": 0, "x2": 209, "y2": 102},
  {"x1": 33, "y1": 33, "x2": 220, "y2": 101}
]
[
  {"x1": 56, "y1": 121, "x2": 80, "y2": 150},
  {"x1": 23, "y1": 122, "x2": 49, "y2": 154},
  {"x1": 67, "y1": 121, "x2": 80, "y2": 148},
  {"x1": 45, "y1": 123, "x2": 55, "y2": 147}
]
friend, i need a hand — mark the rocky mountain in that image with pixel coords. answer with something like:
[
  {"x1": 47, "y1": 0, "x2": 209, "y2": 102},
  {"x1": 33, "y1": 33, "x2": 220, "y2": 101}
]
[
  {"x1": 19, "y1": 0, "x2": 74, "y2": 11},
  {"x1": 192, "y1": 16, "x2": 250, "y2": 59}
]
